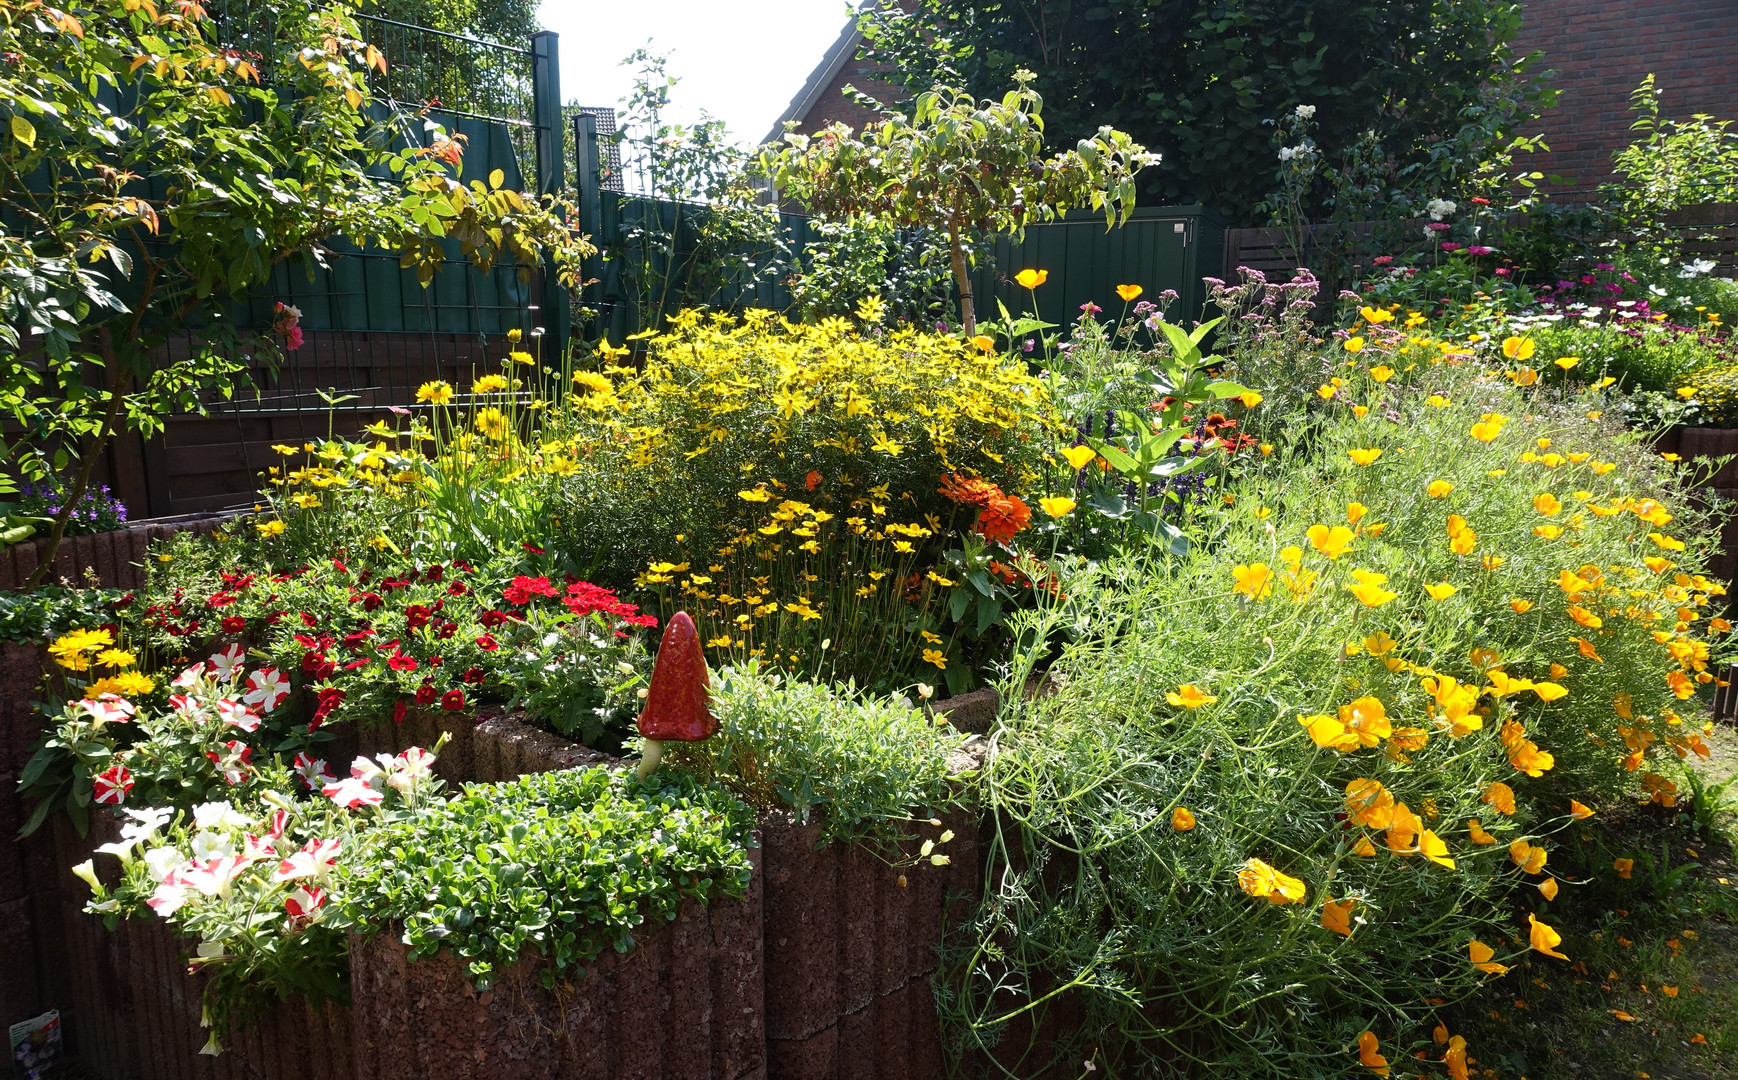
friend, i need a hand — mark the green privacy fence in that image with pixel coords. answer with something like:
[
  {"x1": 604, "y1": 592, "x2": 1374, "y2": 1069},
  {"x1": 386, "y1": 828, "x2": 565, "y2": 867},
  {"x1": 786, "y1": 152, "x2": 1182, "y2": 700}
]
[{"x1": 565, "y1": 117, "x2": 1227, "y2": 341}]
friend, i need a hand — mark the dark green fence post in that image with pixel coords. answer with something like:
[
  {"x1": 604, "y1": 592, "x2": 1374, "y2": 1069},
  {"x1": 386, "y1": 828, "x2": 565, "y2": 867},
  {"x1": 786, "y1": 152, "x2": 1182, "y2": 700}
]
[
  {"x1": 571, "y1": 112, "x2": 602, "y2": 344},
  {"x1": 531, "y1": 30, "x2": 568, "y2": 367}
]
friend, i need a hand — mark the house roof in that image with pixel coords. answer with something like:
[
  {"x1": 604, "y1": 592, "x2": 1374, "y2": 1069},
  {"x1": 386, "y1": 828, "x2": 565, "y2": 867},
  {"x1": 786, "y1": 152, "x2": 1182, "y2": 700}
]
[{"x1": 761, "y1": 3, "x2": 872, "y2": 145}]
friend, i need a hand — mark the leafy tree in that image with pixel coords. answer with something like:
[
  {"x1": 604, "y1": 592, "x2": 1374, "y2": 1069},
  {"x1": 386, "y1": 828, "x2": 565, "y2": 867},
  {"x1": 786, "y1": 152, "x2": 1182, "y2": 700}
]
[
  {"x1": 758, "y1": 72, "x2": 1154, "y2": 332},
  {"x1": 859, "y1": 0, "x2": 1547, "y2": 226},
  {"x1": 0, "y1": 0, "x2": 590, "y2": 585},
  {"x1": 359, "y1": 0, "x2": 538, "y2": 44}
]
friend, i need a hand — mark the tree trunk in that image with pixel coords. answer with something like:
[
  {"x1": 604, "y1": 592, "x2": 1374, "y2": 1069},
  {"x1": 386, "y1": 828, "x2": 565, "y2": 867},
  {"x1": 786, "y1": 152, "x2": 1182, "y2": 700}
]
[
  {"x1": 947, "y1": 221, "x2": 975, "y2": 336},
  {"x1": 22, "y1": 328, "x2": 129, "y2": 590}
]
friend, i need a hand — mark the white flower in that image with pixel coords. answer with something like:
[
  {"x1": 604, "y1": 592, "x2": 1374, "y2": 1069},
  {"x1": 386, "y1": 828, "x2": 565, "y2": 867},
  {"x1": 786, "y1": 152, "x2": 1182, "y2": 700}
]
[
  {"x1": 1426, "y1": 198, "x2": 1457, "y2": 221},
  {"x1": 191, "y1": 831, "x2": 236, "y2": 862},
  {"x1": 216, "y1": 698, "x2": 261, "y2": 732},
  {"x1": 147, "y1": 880, "x2": 191, "y2": 918},
  {"x1": 242, "y1": 667, "x2": 291, "y2": 713},
  {"x1": 122, "y1": 806, "x2": 174, "y2": 842},
  {"x1": 171, "y1": 662, "x2": 207, "y2": 689},
  {"x1": 1278, "y1": 146, "x2": 1296, "y2": 162},
  {"x1": 144, "y1": 846, "x2": 190, "y2": 882},
  {"x1": 1294, "y1": 104, "x2": 1316, "y2": 119},
  {"x1": 323, "y1": 777, "x2": 385, "y2": 809},
  {"x1": 207, "y1": 644, "x2": 246, "y2": 682},
  {"x1": 192, "y1": 802, "x2": 249, "y2": 832},
  {"x1": 1679, "y1": 259, "x2": 1717, "y2": 279}
]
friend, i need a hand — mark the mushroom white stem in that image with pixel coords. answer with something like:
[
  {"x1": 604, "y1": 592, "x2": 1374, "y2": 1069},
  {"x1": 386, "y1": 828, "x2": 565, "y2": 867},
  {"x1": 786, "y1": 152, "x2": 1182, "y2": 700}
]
[{"x1": 636, "y1": 737, "x2": 664, "y2": 780}]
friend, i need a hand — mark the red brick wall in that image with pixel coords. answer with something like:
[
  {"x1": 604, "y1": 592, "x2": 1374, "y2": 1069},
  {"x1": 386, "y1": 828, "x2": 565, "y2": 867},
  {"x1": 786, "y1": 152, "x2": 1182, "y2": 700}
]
[
  {"x1": 791, "y1": 53, "x2": 905, "y2": 137},
  {"x1": 1512, "y1": 0, "x2": 1738, "y2": 194}
]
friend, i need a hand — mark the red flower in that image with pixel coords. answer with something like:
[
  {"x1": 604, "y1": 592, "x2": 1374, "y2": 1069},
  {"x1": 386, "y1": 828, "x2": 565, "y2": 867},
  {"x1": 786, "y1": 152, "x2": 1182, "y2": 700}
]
[
  {"x1": 522, "y1": 542, "x2": 546, "y2": 554},
  {"x1": 415, "y1": 683, "x2": 438, "y2": 705},
  {"x1": 332, "y1": 558, "x2": 348, "y2": 573},
  {"x1": 393, "y1": 700, "x2": 408, "y2": 723},
  {"x1": 440, "y1": 688, "x2": 465, "y2": 712},
  {"x1": 461, "y1": 667, "x2": 486, "y2": 684},
  {"x1": 93, "y1": 765, "x2": 134, "y2": 805},
  {"x1": 502, "y1": 575, "x2": 559, "y2": 605},
  {"x1": 424, "y1": 564, "x2": 444, "y2": 582},
  {"x1": 302, "y1": 652, "x2": 335, "y2": 680},
  {"x1": 435, "y1": 622, "x2": 457, "y2": 640},
  {"x1": 310, "y1": 687, "x2": 346, "y2": 730},
  {"x1": 220, "y1": 616, "x2": 246, "y2": 634},
  {"x1": 353, "y1": 592, "x2": 383, "y2": 612},
  {"x1": 447, "y1": 581, "x2": 469, "y2": 596},
  {"x1": 476, "y1": 633, "x2": 499, "y2": 651},
  {"x1": 388, "y1": 652, "x2": 418, "y2": 672},
  {"x1": 975, "y1": 494, "x2": 1032, "y2": 545},
  {"x1": 805, "y1": 470, "x2": 823, "y2": 490},
  {"x1": 478, "y1": 609, "x2": 508, "y2": 628},
  {"x1": 404, "y1": 605, "x2": 432, "y2": 630}
]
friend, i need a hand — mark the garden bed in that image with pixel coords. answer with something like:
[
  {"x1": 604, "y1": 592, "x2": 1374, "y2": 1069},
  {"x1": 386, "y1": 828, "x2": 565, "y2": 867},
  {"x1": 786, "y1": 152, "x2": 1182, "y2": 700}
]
[
  {"x1": 34, "y1": 681, "x2": 985, "y2": 1080},
  {"x1": 0, "y1": 514, "x2": 232, "y2": 592}
]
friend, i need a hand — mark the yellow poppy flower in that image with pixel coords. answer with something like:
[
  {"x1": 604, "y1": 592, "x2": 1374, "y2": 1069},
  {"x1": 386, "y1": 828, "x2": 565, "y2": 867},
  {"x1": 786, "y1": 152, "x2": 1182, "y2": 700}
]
[
  {"x1": 1346, "y1": 569, "x2": 1398, "y2": 607},
  {"x1": 1369, "y1": 365, "x2": 1394, "y2": 382},
  {"x1": 1509, "y1": 598, "x2": 1534, "y2": 614},
  {"x1": 1539, "y1": 877, "x2": 1559, "y2": 900},
  {"x1": 1554, "y1": 356, "x2": 1579, "y2": 370},
  {"x1": 1426, "y1": 395, "x2": 1451, "y2": 408},
  {"x1": 1428, "y1": 480, "x2": 1454, "y2": 498},
  {"x1": 1468, "y1": 819, "x2": 1497, "y2": 845},
  {"x1": 1115, "y1": 283, "x2": 1143, "y2": 302},
  {"x1": 1321, "y1": 897, "x2": 1355, "y2": 937},
  {"x1": 1502, "y1": 336, "x2": 1536, "y2": 361},
  {"x1": 1347, "y1": 448, "x2": 1382, "y2": 466},
  {"x1": 1570, "y1": 800, "x2": 1593, "y2": 819},
  {"x1": 1510, "y1": 839, "x2": 1548, "y2": 874},
  {"x1": 1060, "y1": 445, "x2": 1097, "y2": 469},
  {"x1": 1237, "y1": 858, "x2": 1306, "y2": 904},
  {"x1": 1307, "y1": 523, "x2": 1355, "y2": 559},
  {"x1": 1423, "y1": 582, "x2": 1458, "y2": 601},
  {"x1": 1469, "y1": 939, "x2": 1511, "y2": 974},
  {"x1": 1529, "y1": 913, "x2": 1569, "y2": 960},
  {"x1": 1482, "y1": 781, "x2": 1516, "y2": 815},
  {"x1": 1357, "y1": 1031, "x2": 1389, "y2": 1077},
  {"x1": 1534, "y1": 493, "x2": 1562, "y2": 515},
  {"x1": 1359, "y1": 306, "x2": 1394, "y2": 324},
  {"x1": 1613, "y1": 857, "x2": 1634, "y2": 879},
  {"x1": 1351, "y1": 836, "x2": 1377, "y2": 856},
  {"x1": 1240, "y1": 390, "x2": 1263, "y2": 407},
  {"x1": 1040, "y1": 496, "x2": 1077, "y2": 519},
  {"x1": 1167, "y1": 684, "x2": 1218, "y2": 709},
  {"x1": 1233, "y1": 563, "x2": 1274, "y2": 600},
  {"x1": 1300, "y1": 713, "x2": 1358, "y2": 752},
  {"x1": 1171, "y1": 806, "x2": 1196, "y2": 831},
  {"x1": 1419, "y1": 830, "x2": 1456, "y2": 869},
  {"x1": 971, "y1": 334, "x2": 995, "y2": 352},
  {"x1": 1344, "y1": 336, "x2": 1367, "y2": 353},
  {"x1": 1015, "y1": 268, "x2": 1048, "y2": 289}
]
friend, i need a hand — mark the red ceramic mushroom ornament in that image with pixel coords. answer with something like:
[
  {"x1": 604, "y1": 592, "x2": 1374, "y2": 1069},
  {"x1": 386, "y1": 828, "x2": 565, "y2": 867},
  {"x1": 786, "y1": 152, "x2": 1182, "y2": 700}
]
[{"x1": 634, "y1": 611, "x2": 717, "y2": 779}]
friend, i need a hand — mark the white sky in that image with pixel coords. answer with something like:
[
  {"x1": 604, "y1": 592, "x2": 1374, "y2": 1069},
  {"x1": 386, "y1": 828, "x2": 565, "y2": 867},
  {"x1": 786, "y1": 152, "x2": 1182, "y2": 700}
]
[{"x1": 540, "y1": 0, "x2": 858, "y2": 147}]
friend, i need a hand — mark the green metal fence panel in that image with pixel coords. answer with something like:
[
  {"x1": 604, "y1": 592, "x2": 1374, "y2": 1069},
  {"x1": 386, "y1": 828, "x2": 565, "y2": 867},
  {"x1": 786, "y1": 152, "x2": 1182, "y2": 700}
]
[{"x1": 972, "y1": 206, "x2": 1226, "y2": 329}]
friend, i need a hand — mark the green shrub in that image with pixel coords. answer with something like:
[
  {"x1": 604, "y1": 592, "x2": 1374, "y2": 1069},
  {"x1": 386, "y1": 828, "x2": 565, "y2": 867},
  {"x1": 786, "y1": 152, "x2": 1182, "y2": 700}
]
[
  {"x1": 340, "y1": 767, "x2": 755, "y2": 987},
  {"x1": 945, "y1": 353, "x2": 1729, "y2": 1076},
  {"x1": 665, "y1": 664, "x2": 970, "y2": 846}
]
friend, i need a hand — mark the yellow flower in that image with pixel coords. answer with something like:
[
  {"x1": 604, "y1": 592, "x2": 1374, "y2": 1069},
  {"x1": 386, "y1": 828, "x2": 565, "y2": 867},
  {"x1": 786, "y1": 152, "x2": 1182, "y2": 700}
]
[
  {"x1": 1678, "y1": 386, "x2": 1698, "y2": 399},
  {"x1": 1040, "y1": 496, "x2": 1077, "y2": 519},
  {"x1": 1534, "y1": 492, "x2": 1562, "y2": 515},
  {"x1": 921, "y1": 648, "x2": 947, "y2": 669},
  {"x1": 1171, "y1": 806, "x2": 1196, "y2": 831},
  {"x1": 1426, "y1": 395, "x2": 1451, "y2": 408},
  {"x1": 1539, "y1": 877, "x2": 1559, "y2": 900},
  {"x1": 1423, "y1": 582, "x2": 1458, "y2": 601},
  {"x1": 1419, "y1": 830, "x2": 1456, "y2": 869},
  {"x1": 738, "y1": 488, "x2": 772, "y2": 502},
  {"x1": 1060, "y1": 445, "x2": 1097, "y2": 469},
  {"x1": 1613, "y1": 857, "x2": 1634, "y2": 879},
  {"x1": 1015, "y1": 268, "x2": 1048, "y2": 289},
  {"x1": 1307, "y1": 523, "x2": 1354, "y2": 559},
  {"x1": 1115, "y1": 284, "x2": 1143, "y2": 302},
  {"x1": 1554, "y1": 356, "x2": 1579, "y2": 371},
  {"x1": 1344, "y1": 336, "x2": 1366, "y2": 353},
  {"x1": 1167, "y1": 684, "x2": 1218, "y2": 709},
  {"x1": 415, "y1": 380, "x2": 454, "y2": 404},
  {"x1": 1468, "y1": 819, "x2": 1497, "y2": 845},
  {"x1": 1318, "y1": 384, "x2": 1339, "y2": 399},
  {"x1": 1529, "y1": 912, "x2": 1569, "y2": 960},
  {"x1": 271, "y1": 443, "x2": 301, "y2": 456},
  {"x1": 1469, "y1": 421, "x2": 1502, "y2": 442},
  {"x1": 1237, "y1": 858, "x2": 1306, "y2": 904},
  {"x1": 256, "y1": 519, "x2": 287, "y2": 538},
  {"x1": 1346, "y1": 569, "x2": 1397, "y2": 607},
  {"x1": 508, "y1": 350, "x2": 535, "y2": 366},
  {"x1": 1502, "y1": 336, "x2": 1536, "y2": 361},
  {"x1": 474, "y1": 407, "x2": 510, "y2": 439},
  {"x1": 1299, "y1": 713, "x2": 1358, "y2": 752},
  {"x1": 471, "y1": 374, "x2": 509, "y2": 394},
  {"x1": 1427, "y1": 479, "x2": 1454, "y2": 498},
  {"x1": 1322, "y1": 897, "x2": 1355, "y2": 937},
  {"x1": 971, "y1": 334, "x2": 995, "y2": 352},
  {"x1": 1239, "y1": 391, "x2": 1263, "y2": 408},
  {"x1": 1648, "y1": 532, "x2": 1686, "y2": 552},
  {"x1": 1351, "y1": 836, "x2": 1377, "y2": 856},
  {"x1": 47, "y1": 628, "x2": 113, "y2": 671},
  {"x1": 1534, "y1": 524, "x2": 1562, "y2": 539},
  {"x1": 1347, "y1": 448, "x2": 1382, "y2": 466},
  {"x1": 1469, "y1": 939, "x2": 1511, "y2": 974},
  {"x1": 1570, "y1": 800, "x2": 1593, "y2": 819},
  {"x1": 1510, "y1": 839, "x2": 1549, "y2": 874},
  {"x1": 1359, "y1": 306, "x2": 1395, "y2": 324},
  {"x1": 1352, "y1": 404, "x2": 1370, "y2": 418},
  {"x1": 1233, "y1": 563, "x2": 1274, "y2": 600},
  {"x1": 1368, "y1": 365, "x2": 1394, "y2": 382}
]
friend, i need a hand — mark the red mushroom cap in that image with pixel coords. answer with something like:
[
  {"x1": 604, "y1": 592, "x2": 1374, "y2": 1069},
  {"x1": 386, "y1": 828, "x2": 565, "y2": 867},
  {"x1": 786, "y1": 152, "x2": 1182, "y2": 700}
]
[{"x1": 636, "y1": 611, "x2": 717, "y2": 742}]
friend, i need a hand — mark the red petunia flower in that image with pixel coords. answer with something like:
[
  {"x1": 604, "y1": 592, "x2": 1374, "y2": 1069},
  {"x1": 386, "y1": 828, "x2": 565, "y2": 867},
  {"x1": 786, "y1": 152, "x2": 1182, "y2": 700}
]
[{"x1": 440, "y1": 688, "x2": 465, "y2": 712}]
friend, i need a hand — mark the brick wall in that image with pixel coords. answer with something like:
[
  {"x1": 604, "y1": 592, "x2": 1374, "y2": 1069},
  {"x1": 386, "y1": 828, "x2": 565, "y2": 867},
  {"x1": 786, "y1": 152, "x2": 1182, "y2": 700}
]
[
  {"x1": 1512, "y1": 0, "x2": 1738, "y2": 194},
  {"x1": 790, "y1": 54, "x2": 904, "y2": 137}
]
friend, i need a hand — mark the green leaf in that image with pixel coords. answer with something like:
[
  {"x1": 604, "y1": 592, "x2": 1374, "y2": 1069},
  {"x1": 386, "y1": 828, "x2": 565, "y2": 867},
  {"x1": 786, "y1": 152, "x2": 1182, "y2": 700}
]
[
  {"x1": 489, "y1": 168, "x2": 504, "y2": 189},
  {"x1": 11, "y1": 115, "x2": 36, "y2": 148}
]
